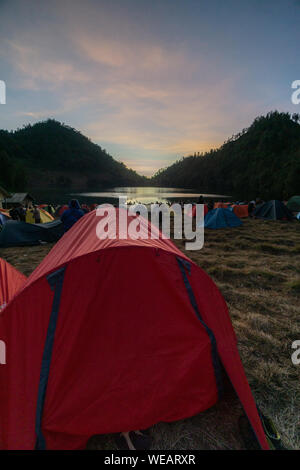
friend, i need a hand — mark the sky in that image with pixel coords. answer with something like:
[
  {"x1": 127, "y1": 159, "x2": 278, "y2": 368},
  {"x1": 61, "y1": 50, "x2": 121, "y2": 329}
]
[{"x1": 0, "y1": 0, "x2": 299, "y2": 176}]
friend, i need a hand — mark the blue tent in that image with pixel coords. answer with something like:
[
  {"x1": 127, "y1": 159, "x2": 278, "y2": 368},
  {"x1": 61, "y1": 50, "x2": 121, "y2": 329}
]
[
  {"x1": 254, "y1": 200, "x2": 293, "y2": 220},
  {"x1": 0, "y1": 212, "x2": 9, "y2": 226},
  {"x1": 297, "y1": 212, "x2": 300, "y2": 221},
  {"x1": 204, "y1": 208, "x2": 242, "y2": 229},
  {"x1": 0, "y1": 220, "x2": 64, "y2": 247}
]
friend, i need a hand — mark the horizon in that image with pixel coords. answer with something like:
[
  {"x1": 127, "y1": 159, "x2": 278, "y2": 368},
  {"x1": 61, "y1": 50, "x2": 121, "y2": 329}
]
[{"x1": 1, "y1": 0, "x2": 300, "y2": 176}]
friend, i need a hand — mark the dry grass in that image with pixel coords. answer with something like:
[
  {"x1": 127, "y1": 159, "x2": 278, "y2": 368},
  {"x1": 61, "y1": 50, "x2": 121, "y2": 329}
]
[
  {"x1": 0, "y1": 218, "x2": 299, "y2": 450},
  {"x1": 173, "y1": 218, "x2": 300, "y2": 449}
]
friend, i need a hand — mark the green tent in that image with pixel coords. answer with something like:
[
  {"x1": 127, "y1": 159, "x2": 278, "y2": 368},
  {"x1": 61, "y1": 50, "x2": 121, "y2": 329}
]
[{"x1": 286, "y1": 196, "x2": 300, "y2": 212}]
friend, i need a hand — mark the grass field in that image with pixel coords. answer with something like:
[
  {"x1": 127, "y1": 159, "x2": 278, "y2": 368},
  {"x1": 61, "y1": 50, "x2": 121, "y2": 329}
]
[{"x1": 0, "y1": 218, "x2": 299, "y2": 449}]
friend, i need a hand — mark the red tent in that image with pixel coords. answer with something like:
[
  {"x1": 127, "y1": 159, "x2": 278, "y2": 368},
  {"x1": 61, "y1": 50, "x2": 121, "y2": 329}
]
[
  {"x1": 0, "y1": 209, "x2": 269, "y2": 450},
  {"x1": 57, "y1": 205, "x2": 68, "y2": 217},
  {"x1": 188, "y1": 204, "x2": 208, "y2": 217},
  {"x1": 0, "y1": 258, "x2": 26, "y2": 312}
]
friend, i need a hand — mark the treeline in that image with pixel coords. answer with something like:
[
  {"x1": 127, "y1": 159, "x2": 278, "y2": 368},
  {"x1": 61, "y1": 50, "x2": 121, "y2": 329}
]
[
  {"x1": 152, "y1": 111, "x2": 300, "y2": 200},
  {"x1": 0, "y1": 131, "x2": 28, "y2": 191},
  {"x1": 1, "y1": 112, "x2": 300, "y2": 198},
  {"x1": 0, "y1": 119, "x2": 147, "y2": 191}
]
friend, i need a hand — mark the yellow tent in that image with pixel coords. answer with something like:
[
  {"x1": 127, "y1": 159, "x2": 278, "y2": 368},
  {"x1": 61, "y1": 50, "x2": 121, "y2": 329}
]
[
  {"x1": 25, "y1": 209, "x2": 35, "y2": 224},
  {"x1": 25, "y1": 208, "x2": 54, "y2": 224},
  {"x1": 40, "y1": 209, "x2": 54, "y2": 223}
]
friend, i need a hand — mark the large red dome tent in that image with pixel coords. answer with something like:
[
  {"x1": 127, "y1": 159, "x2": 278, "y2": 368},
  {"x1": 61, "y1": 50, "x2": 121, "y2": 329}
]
[
  {"x1": 0, "y1": 209, "x2": 269, "y2": 450},
  {"x1": 0, "y1": 258, "x2": 26, "y2": 312}
]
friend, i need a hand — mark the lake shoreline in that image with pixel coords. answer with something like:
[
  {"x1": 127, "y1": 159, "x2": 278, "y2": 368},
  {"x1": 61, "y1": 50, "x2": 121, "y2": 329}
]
[{"x1": 32, "y1": 187, "x2": 232, "y2": 206}]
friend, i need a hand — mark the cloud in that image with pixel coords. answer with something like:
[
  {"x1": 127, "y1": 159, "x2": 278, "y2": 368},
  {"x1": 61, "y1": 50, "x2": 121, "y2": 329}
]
[
  {"x1": 4, "y1": 41, "x2": 90, "y2": 90},
  {"x1": 76, "y1": 33, "x2": 185, "y2": 75},
  {"x1": 1, "y1": 1, "x2": 278, "y2": 176}
]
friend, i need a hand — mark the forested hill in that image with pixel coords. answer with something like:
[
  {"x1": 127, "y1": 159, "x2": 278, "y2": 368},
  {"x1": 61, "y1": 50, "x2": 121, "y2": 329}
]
[
  {"x1": 0, "y1": 119, "x2": 147, "y2": 191},
  {"x1": 152, "y1": 111, "x2": 300, "y2": 200},
  {"x1": 1, "y1": 112, "x2": 299, "y2": 198}
]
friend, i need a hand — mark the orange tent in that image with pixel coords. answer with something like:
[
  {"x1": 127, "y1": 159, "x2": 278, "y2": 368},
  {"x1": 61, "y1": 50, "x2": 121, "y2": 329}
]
[
  {"x1": 0, "y1": 209, "x2": 11, "y2": 218},
  {"x1": 231, "y1": 205, "x2": 249, "y2": 218},
  {"x1": 214, "y1": 202, "x2": 231, "y2": 209}
]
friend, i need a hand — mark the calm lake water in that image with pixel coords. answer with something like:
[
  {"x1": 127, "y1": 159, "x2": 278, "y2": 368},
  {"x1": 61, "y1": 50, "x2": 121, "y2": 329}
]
[
  {"x1": 34, "y1": 187, "x2": 230, "y2": 205},
  {"x1": 72, "y1": 187, "x2": 230, "y2": 205}
]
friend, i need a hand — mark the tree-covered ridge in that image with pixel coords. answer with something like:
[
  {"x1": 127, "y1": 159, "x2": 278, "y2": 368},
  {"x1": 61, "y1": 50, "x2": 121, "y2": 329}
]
[
  {"x1": 0, "y1": 119, "x2": 147, "y2": 191},
  {"x1": 152, "y1": 111, "x2": 300, "y2": 200},
  {"x1": 1, "y1": 112, "x2": 299, "y2": 198}
]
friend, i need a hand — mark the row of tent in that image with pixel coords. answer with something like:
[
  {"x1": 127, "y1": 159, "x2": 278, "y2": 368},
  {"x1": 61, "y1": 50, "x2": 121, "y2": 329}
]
[
  {"x1": 213, "y1": 196, "x2": 300, "y2": 214},
  {"x1": 0, "y1": 208, "x2": 54, "y2": 225},
  {"x1": 191, "y1": 200, "x2": 297, "y2": 229},
  {"x1": 0, "y1": 200, "x2": 297, "y2": 248},
  {"x1": 0, "y1": 207, "x2": 62, "y2": 248},
  {"x1": 0, "y1": 209, "x2": 272, "y2": 450}
]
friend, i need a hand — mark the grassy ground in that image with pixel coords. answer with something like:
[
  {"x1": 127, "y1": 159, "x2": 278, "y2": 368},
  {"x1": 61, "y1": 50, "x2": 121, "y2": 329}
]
[{"x1": 0, "y1": 218, "x2": 299, "y2": 449}]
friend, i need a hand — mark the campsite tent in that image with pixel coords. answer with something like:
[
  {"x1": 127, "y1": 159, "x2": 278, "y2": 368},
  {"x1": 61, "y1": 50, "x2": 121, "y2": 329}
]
[
  {"x1": 0, "y1": 220, "x2": 64, "y2": 247},
  {"x1": 189, "y1": 204, "x2": 208, "y2": 218},
  {"x1": 214, "y1": 202, "x2": 231, "y2": 209},
  {"x1": 0, "y1": 212, "x2": 9, "y2": 226},
  {"x1": 0, "y1": 258, "x2": 26, "y2": 312},
  {"x1": 0, "y1": 209, "x2": 269, "y2": 450},
  {"x1": 25, "y1": 209, "x2": 54, "y2": 224},
  {"x1": 230, "y1": 205, "x2": 249, "y2": 218},
  {"x1": 40, "y1": 209, "x2": 54, "y2": 223},
  {"x1": 57, "y1": 205, "x2": 69, "y2": 217},
  {"x1": 286, "y1": 196, "x2": 300, "y2": 212},
  {"x1": 0, "y1": 209, "x2": 10, "y2": 218},
  {"x1": 254, "y1": 200, "x2": 294, "y2": 220},
  {"x1": 204, "y1": 208, "x2": 242, "y2": 229}
]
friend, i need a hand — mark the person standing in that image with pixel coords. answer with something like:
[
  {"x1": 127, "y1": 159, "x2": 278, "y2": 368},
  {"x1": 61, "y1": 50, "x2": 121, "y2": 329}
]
[
  {"x1": 61, "y1": 199, "x2": 85, "y2": 232},
  {"x1": 33, "y1": 206, "x2": 41, "y2": 224}
]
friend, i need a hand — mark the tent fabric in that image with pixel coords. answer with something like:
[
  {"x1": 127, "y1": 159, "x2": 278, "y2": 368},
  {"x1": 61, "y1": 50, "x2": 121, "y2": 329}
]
[
  {"x1": 188, "y1": 204, "x2": 208, "y2": 218},
  {"x1": 57, "y1": 205, "x2": 69, "y2": 217},
  {"x1": 297, "y1": 212, "x2": 300, "y2": 220},
  {"x1": 214, "y1": 202, "x2": 231, "y2": 209},
  {"x1": 0, "y1": 258, "x2": 26, "y2": 312},
  {"x1": 25, "y1": 209, "x2": 35, "y2": 224},
  {"x1": 254, "y1": 200, "x2": 294, "y2": 220},
  {"x1": 286, "y1": 196, "x2": 300, "y2": 212},
  {"x1": 0, "y1": 220, "x2": 64, "y2": 247},
  {"x1": 204, "y1": 208, "x2": 243, "y2": 229},
  {"x1": 230, "y1": 205, "x2": 249, "y2": 218},
  {"x1": 40, "y1": 209, "x2": 54, "y2": 224},
  {"x1": 0, "y1": 213, "x2": 9, "y2": 226},
  {"x1": 25, "y1": 209, "x2": 54, "y2": 224},
  {"x1": 0, "y1": 209, "x2": 11, "y2": 219},
  {"x1": 0, "y1": 209, "x2": 268, "y2": 450}
]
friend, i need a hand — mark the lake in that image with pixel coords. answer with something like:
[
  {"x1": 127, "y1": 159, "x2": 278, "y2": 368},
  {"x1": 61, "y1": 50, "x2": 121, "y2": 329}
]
[
  {"x1": 72, "y1": 187, "x2": 230, "y2": 205},
  {"x1": 33, "y1": 187, "x2": 230, "y2": 206}
]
